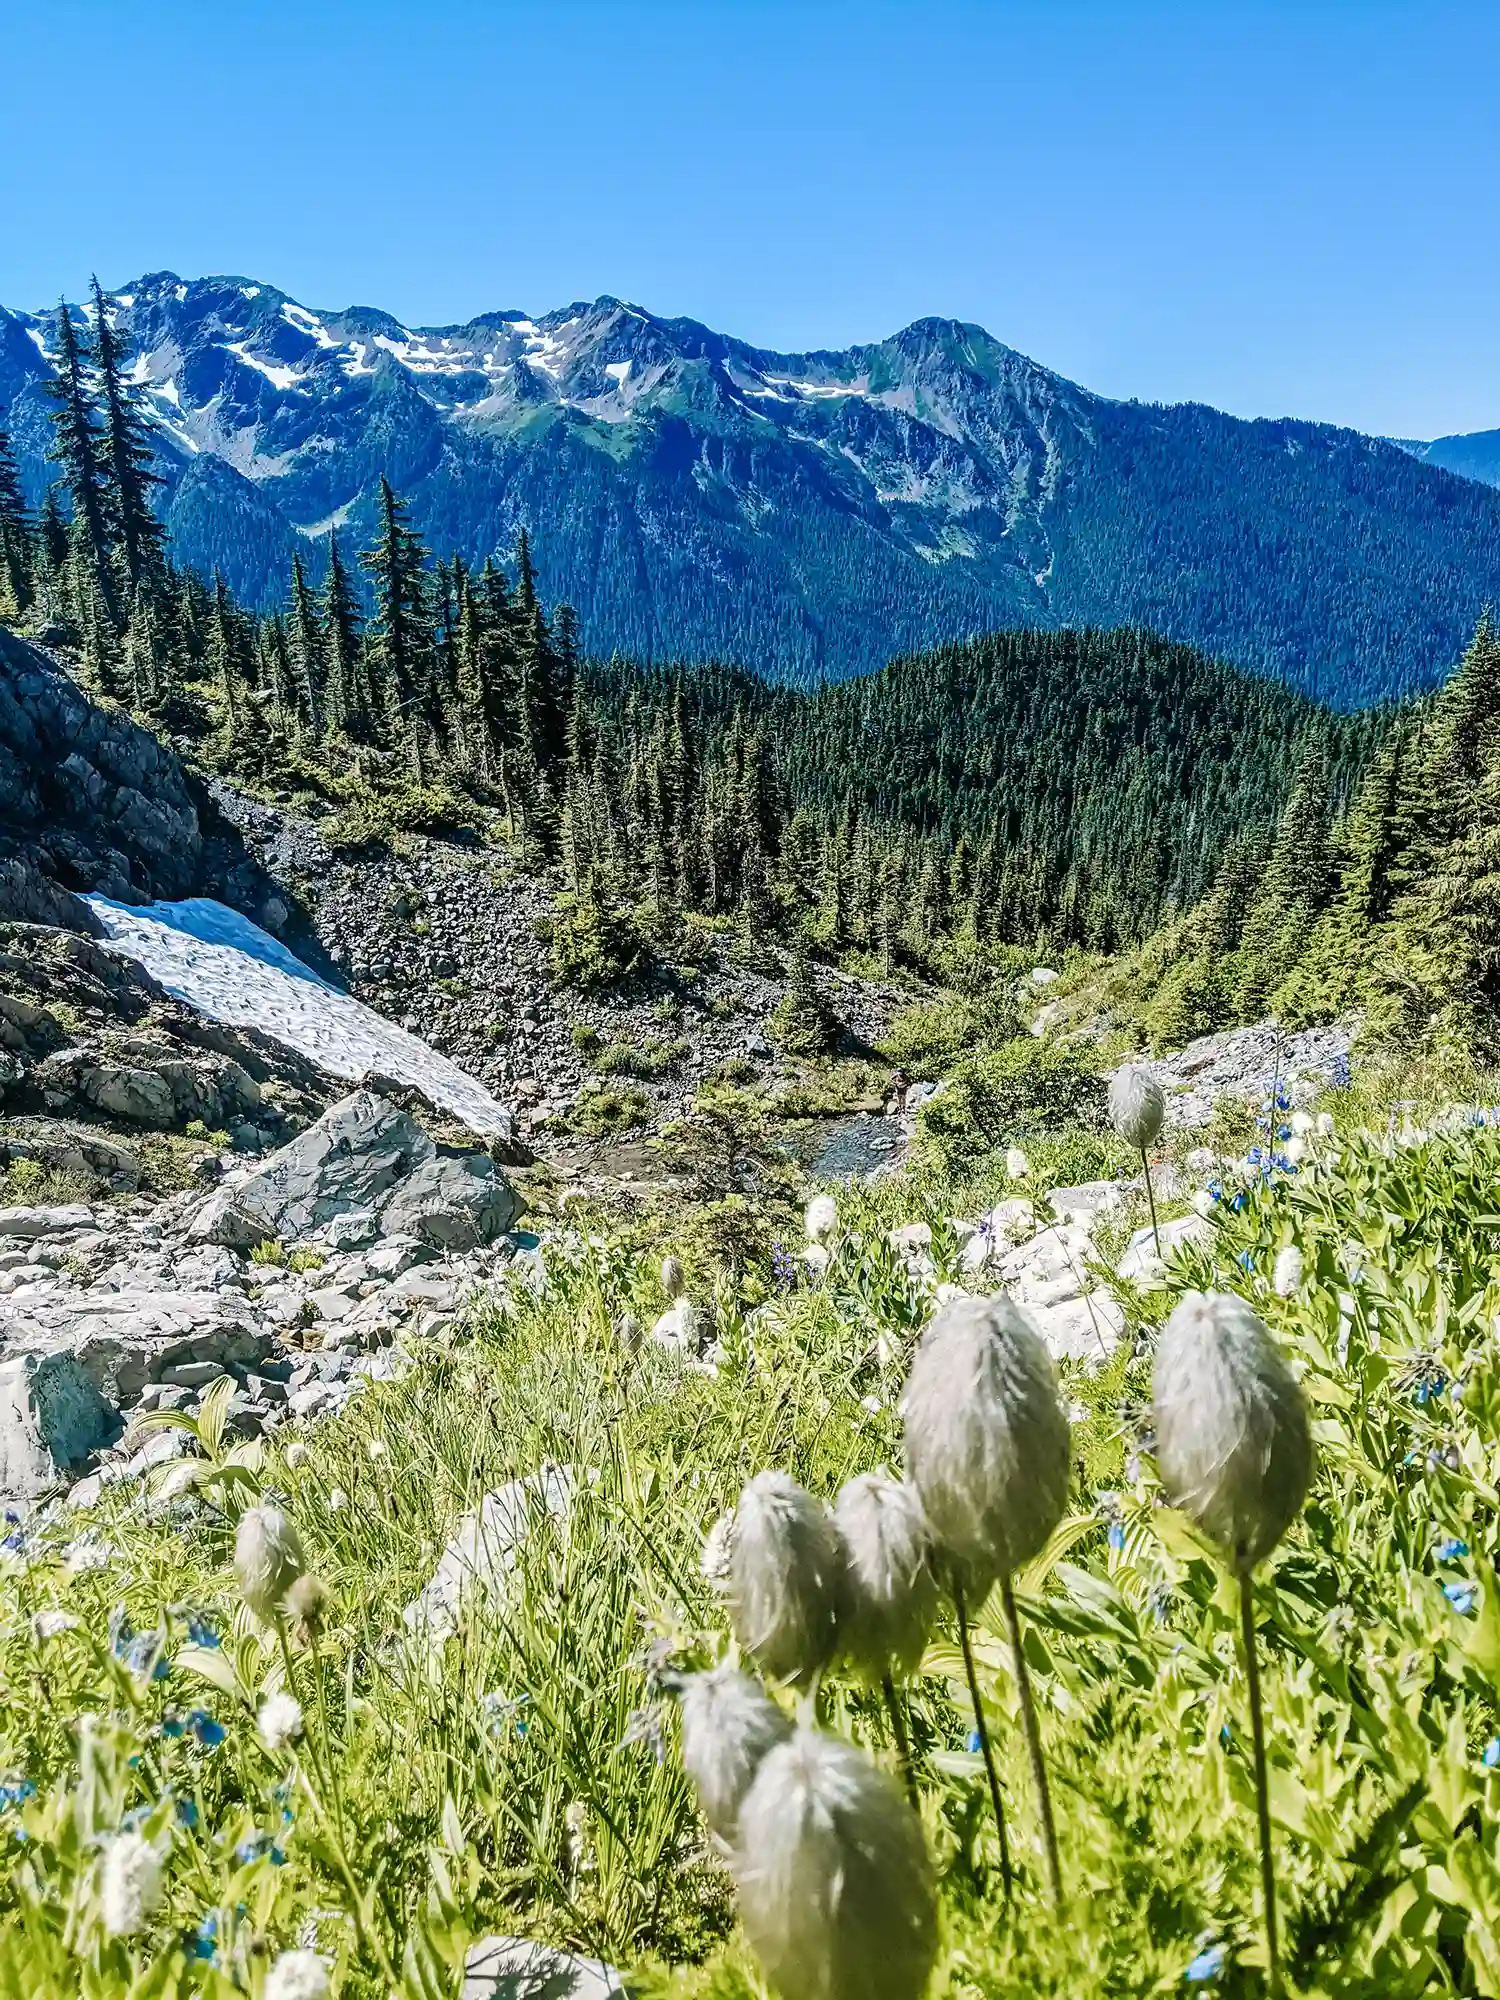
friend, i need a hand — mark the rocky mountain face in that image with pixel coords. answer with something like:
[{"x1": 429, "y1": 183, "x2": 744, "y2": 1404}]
[
  {"x1": 8, "y1": 276, "x2": 1500, "y2": 700},
  {"x1": 1402, "y1": 427, "x2": 1500, "y2": 490}
]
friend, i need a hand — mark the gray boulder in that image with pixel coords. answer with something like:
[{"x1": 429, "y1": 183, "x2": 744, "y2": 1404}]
[
  {"x1": 405, "y1": 1465, "x2": 577, "y2": 1643},
  {"x1": 382, "y1": 1152, "x2": 517, "y2": 1249},
  {"x1": 196, "y1": 1090, "x2": 517, "y2": 1251},
  {"x1": 0, "y1": 1350, "x2": 119, "y2": 1498}
]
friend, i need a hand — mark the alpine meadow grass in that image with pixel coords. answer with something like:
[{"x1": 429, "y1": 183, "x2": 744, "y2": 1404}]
[{"x1": 8, "y1": 1094, "x2": 1500, "y2": 1994}]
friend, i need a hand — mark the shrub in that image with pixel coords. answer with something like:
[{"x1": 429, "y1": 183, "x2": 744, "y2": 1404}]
[
  {"x1": 594, "y1": 1037, "x2": 688, "y2": 1080},
  {"x1": 546, "y1": 892, "x2": 649, "y2": 991},
  {"x1": 882, "y1": 983, "x2": 1022, "y2": 1077},
  {"x1": 919, "y1": 1039, "x2": 1102, "y2": 1169},
  {"x1": 769, "y1": 952, "x2": 841, "y2": 1058},
  {"x1": 568, "y1": 1081, "x2": 651, "y2": 1135}
]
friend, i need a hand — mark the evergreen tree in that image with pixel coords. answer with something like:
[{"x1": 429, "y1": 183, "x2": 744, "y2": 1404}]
[
  {"x1": 44, "y1": 302, "x2": 117, "y2": 630},
  {"x1": 88, "y1": 277, "x2": 165, "y2": 590},
  {"x1": 0, "y1": 425, "x2": 33, "y2": 618},
  {"x1": 319, "y1": 531, "x2": 362, "y2": 736},
  {"x1": 361, "y1": 478, "x2": 433, "y2": 764},
  {"x1": 286, "y1": 548, "x2": 324, "y2": 735}
]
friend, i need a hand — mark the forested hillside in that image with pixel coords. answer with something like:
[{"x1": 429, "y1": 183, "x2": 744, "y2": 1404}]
[{"x1": 6, "y1": 275, "x2": 1500, "y2": 701}]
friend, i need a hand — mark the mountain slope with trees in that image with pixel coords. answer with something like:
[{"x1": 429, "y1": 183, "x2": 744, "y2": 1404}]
[{"x1": 5, "y1": 275, "x2": 1500, "y2": 702}]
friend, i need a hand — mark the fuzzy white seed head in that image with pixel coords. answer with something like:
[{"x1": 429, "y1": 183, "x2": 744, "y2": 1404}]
[
  {"x1": 660, "y1": 1255, "x2": 686, "y2": 1299},
  {"x1": 615, "y1": 1311, "x2": 641, "y2": 1355},
  {"x1": 727, "y1": 1472, "x2": 846, "y2": 1683},
  {"x1": 679, "y1": 1661, "x2": 794, "y2": 1841},
  {"x1": 264, "y1": 1949, "x2": 332, "y2": 2000},
  {"x1": 804, "y1": 1194, "x2": 840, "y2": 1244},
  {"x1": 1152, "y1": 1289, "x2": 1313, "y2": 1573},
  {"x1": 1005, "y1": 1146, "x2": 1030, "y2": 1182},
  {"x1": 733, "y1": 1726, "x2": 937, "y2": 2000},
  {"x1": 284, "y1": 1442, "x2": 308, "y2": 1471},
  {"x1": 1109, "y1": 1064, "x2": 1166, "y2": 1151},
  {"x1": 1284, "y1": 1134, "x2": 1308, "y2": 1165},
  {"x1": 901, "y1": 1294, "x2": 1070, "y2": 1580},
  {"x1": 803, "y1": 1243, "x2": 831, "y2": 1278},
  {"x1": 258, "y1": 1691, "x2": 305, "y2": 1751},
  {"x1": 1289, "y1": 1110, "x2": 1315, "y2": 1136},
  {"x1": 327, "y1": 1488, "x2": 348, "y2": 1512},
  {"x1": 1191, "y1": 1189, "x2": 1216, "y2": 1218},
  {"x1": 833, "y1": 1471, "x2": 939, "y2": 1678},
  {"x1": 1273, "y1": 1245, "x2": 1305, "y2": 1297},
  {"x1": 700, "y1": 1511, "x2": 737, "y2": 1594},
  {"x1": 100, "y1": 1831, "x2": 163, "y2": 1936},
  {"x1": 1316, "y1": 1111, "x2": 1336, "y2": 1138},
  {"x1": 233, "y1": 1505, "x2": 306, "y2": 1622}
]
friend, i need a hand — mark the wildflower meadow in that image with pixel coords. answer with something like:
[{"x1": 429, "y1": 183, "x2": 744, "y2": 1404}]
[{"x1": 5, "y1": 1079, "x2": 1500, "y2": 1998}]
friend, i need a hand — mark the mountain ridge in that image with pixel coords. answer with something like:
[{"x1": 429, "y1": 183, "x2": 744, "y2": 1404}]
[{"x1": 5, "y1": 271, "x2": 1500, "y2": 702}]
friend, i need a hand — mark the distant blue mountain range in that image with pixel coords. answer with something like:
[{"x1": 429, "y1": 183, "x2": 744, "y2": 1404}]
[{"x1": 4, "y1": 271, "x2": 1500, "y2": 704}]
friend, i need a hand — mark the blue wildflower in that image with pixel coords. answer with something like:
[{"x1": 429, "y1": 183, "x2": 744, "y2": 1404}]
[
  {"x1": 1247, "y1": 1146, "x2": 1264, "y2": 1167},
  {"x1": 1484, "y1": 1739, "x2": 1500, "y2": 1770},
  {"x1": 1231, "y1": 1192, "x2": 1246, "y2": 1212},
  {"x1": 235, "y1": 1833, "x2": 284, "y2": 1865},
  {"x1": 1206, "y1": 1182, "x2": 1221, "y2": 1202},
  {"x1": 1107, "y1": 1521, "x2": 1126, "y2": 1552},
  {"x1": 1237, "y1": 1250, "x2": 1255, "y2": 1271},
  {"x1": 161, "y1": 1715, "x2": 185, "y2": 1739},
  {"x1": 1438, "y1": 1538, "x2": 1470, "y2": 1562},
  {"x1": 192, "y1": 1912, "x2": 218, "y2": 1961},
  {"x1": 966, "y1": 1728, "x2": 984, "y2": 1755},
  {"x1": 1277, "y1": 1124, "x2": 1292, "y2": 1141},
  {"x1": 123, "y1": 1632, "x2": 168, "y2": 1682},
  {"x1": 769, "y1": 1240, "x2": 797, "y2": 1292},
  {"x1": 185, "y1": 1614, "x2": 220, "y2": 1649},
  {"x1": 1445, "y1": 1582, "x2": 1477, "y2": 1615},
  {"x1": 1276, "y1": 1092, "x2": 1291, "y2": 1112},
  {"x1": 1219, "y1": 1722, "x2": 1232, "y2": 1746},
  {"x1": 186, "y1": 1710, "x2": 225, "y2": 1749},
  {"x1": 1185, "y1": 1942, "x2": 1226, "y2": 1981},
  {"x1": 0, "y1": 1781, "x2": 35, "y2": 1812},
  {"x1": 176, "y1": 1797, "x2": 198, "y2": 1829},
  {"x1": 1, "y1": 1528, "x2": 26, "y2": 1554}
]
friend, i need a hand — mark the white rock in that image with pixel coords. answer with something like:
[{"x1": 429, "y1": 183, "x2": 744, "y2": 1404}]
[
  {"x1": 0, "y1": 1205, "x2": 96, "y2": 1240},
  {"x1": 462, "y1": 1935, "x2": 624, "y2": 1999},
  {"x1": 1114, "y1": 1212, "x2": 1212, "y2": 1282},
  {"x1": 1028, "y1": 1287, "x2": 1127, "y2": 1365},
  {"x1": 404, "y1": 1465, "x2": 578, "y2": 1642},
  {"x1": 0, "y1": 1351, "x2": 118, "y2": 1498},
  {"x1": 1047, "y1": 1181, "x2": 1125, "y2": 1225}
]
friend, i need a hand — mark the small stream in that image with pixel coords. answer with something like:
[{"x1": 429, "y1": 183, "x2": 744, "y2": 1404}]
[{"x1": 785, "y1": 1112, "x2": 910, "y2": 1181}]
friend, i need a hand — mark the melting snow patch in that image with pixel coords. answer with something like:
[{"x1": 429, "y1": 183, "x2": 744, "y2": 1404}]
[
  {"x1": 225, "y1": 341, "x2": 302, "y2": 392},
  {"x1": 85, "y1": 896, "x2": 514, "y2": 1139}
]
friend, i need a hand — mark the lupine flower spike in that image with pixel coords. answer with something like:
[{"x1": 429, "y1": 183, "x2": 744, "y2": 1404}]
[
  {"x1": 1109, "y1": 1064, "x2": 1166, "y2": 1255},
  {"x1": 1153, "y1": 1290, "x2": 1314, "y2": 1998},
  {"x1": 733, "y1": 1725, "x2": 937, "y2": 2000},
  {"x1": 902, "y1": 1294, "x2": 1071, "y2": 1904}
]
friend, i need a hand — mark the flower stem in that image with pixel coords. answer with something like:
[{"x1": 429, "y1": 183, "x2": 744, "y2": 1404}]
[
  {"x1": 881, "y1": 1670, "x2": 919, "y2": 1812},
  {"x1": 954, "y1": 1577, "x2": 1012, "y2": 1900},
  {"x1": 1239, "y1": 1573, "x2": 1281, "y2": 1997},
  {"x1": 1001, "y1": 1575, "x2": 1062, "y2": 1909},
  {"x1": 1142, "y1": 1148, "x2": 1160, "y2": 1256}
]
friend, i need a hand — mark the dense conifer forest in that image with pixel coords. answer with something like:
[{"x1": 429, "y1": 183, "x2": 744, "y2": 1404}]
[{"x1": 4, "y1": 282, "x2": 1495, "y2": 1050}]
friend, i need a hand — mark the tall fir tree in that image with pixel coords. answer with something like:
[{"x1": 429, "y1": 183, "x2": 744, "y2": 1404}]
[
  {"x1": 43, "y1": 302, "x2": 117, "y2": 631},
  {"x1": 88, "y1": 277, "x2": 166, "y2": 591}
]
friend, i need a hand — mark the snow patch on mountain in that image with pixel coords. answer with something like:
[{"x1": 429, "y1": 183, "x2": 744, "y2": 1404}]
[{"x1": 85, "y1": 896, "x2": 515, "y2": 1139}]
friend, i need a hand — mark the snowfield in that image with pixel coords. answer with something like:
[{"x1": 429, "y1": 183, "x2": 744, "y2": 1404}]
[{"x1": 86, "y1": 896, "x2": 515, "y2": 1139}]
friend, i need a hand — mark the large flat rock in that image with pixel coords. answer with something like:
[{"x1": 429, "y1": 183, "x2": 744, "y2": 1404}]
[{"x1": 3, "y1": 1285, "x2": 270, "y2": 1404}]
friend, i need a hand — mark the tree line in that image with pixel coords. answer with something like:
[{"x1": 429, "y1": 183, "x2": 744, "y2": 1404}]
[{"x1": 0, "y1": 284, "x2": 1446, "y2": 1016}]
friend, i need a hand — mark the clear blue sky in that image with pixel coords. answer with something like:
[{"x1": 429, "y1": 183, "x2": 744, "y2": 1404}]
[{"x1": 2, "y1": 0, "x2": 1497, "y2": 440}]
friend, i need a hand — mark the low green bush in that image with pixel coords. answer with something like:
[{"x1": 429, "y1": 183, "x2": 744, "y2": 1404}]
[{"x1": 919, "y1": 1037, "x2": 1102, "y2": 1169}]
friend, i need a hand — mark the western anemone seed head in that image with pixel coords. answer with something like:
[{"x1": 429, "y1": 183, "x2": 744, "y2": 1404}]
[
  {"x1": 804, "y1": 1194, "x2": 839, "y2": 1244},
  {"x1": 727, "y1": 1472, "x2": 846, "y2": 1683},
  {"x1": 701, "y1": 1510, "x2": 737, "y2": 1594},
  {"x1": 1109, "y1": 1064, "x2": 1166, "y2": 1151},
  {"x1": 679, "y1": 1661, "x2": 794, "y2": 1841},
  {"x1": 660, "y1": 1255, "x2": 686, "y2": 1299},
  {"x1": 1152, "y1": 1289, "x2": 1313, "y2": 1573},
  {"x1": 264, "y1": 1950, "x2": 332, "y2": 2000},
  {"x1": 833, "y1": 1471, "x2": 938, "y2": 1679},
  {"x1": 233, "y1": 1505, "x2": 306, "y2": 1623},
  {"x1": 902, "y1": 1294, "x2": 1070, "y2": 1582},
  {"x1": 285, "y1": 1572, "x2": 329, "y2": 1647},
  {"x1": 1005, "y1": 1146, "x2": 1030, "y2": 1181},
  {"x1": 734, "y1": 1725, "x2": 937, "y2": 2000},
  {"x1": 615, "y1": 1310, "x2": 642, "y2": 1355},
  {"x1": 100, "y1": 1830, "x2": 163, "y2": 1936},
  {"x1": 1272, "y1": 1245, "x2": 1305, "y2": 1297},
  {"x1": 258, "y1": 1690, "x2": 305, "y2": 1751}
]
